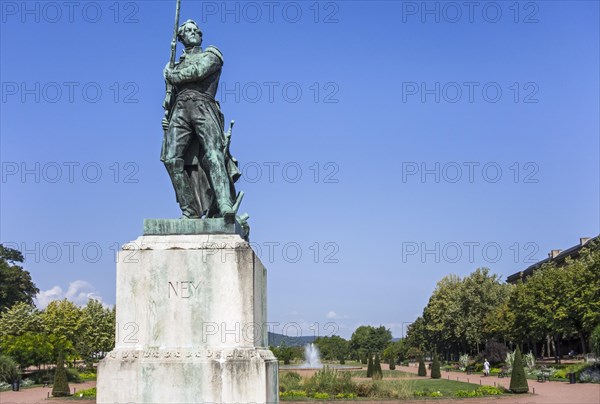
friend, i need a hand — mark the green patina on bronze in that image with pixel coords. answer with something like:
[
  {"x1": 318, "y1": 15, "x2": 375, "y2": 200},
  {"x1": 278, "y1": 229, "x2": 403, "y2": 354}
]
[
  {"x1": 143, "y1": 218, "x2": 246, "y2": 237},
  {"x1": 160, "y1": 1, "x2": 249, "y2": 235}
]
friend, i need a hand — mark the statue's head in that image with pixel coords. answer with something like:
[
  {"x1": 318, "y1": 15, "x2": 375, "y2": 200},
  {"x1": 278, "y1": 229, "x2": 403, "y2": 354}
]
[{"x1": 177, "y1": 19, "x2": 202, "y2": 48}]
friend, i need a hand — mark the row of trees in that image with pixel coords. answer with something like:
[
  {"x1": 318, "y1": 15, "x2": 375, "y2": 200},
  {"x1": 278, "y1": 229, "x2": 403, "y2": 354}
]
[
  {"x1": 313, "y1": 329, "x2": 405, "y2": 366},
  {"x1": 0, "y1": 299, "x2": 115, "y2": 370},
  {"x1": 405, "y1": 243, "x2": 600, "y2": 361},
  {"x1": 0, "y1": 244, "x2": 115, "y2": 372}
]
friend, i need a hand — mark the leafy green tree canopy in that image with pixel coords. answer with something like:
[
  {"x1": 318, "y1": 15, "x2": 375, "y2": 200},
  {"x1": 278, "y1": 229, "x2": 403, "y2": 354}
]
[
  {"x1": 0, "y1": 244, "x2": 39, "y2": 312},
  {"x1": 314, "y1": 335, "x2": 349, "y2": 362},
  {"x1": 350, "y1": 325, "x2": 392, "y2": 357},
  {"x1": 76, "y1": 299, "x2": 115, "y2": 364},
  {"x1": 0, "y1": 302, "x2": 42, "y2": 337}
]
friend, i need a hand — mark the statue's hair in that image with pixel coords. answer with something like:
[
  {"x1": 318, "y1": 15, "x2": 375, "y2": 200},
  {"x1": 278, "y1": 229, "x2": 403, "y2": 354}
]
[{"x1": 177, "y1": 19, "x2": 202, "y2": 42}]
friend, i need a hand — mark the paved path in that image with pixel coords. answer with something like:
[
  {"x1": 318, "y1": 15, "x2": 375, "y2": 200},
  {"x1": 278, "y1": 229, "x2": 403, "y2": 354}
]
[{"x1": 0, "y1": 381, "x2": 95, "y2": 403}]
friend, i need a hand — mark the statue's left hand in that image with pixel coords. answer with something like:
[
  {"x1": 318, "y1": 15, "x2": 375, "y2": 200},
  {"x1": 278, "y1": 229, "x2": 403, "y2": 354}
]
[
  {"x1": 163, "y1": 63, "x2": 177, "y2": 84},
  {"x1": 161, "y1": 117, "x2": 170, "y2": 132}
]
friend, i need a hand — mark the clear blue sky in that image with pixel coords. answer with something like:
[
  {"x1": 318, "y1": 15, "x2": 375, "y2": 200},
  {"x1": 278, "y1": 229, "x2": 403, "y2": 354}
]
[{"x1": 1, "y1": 1, "x2": 599, "y2": 339}]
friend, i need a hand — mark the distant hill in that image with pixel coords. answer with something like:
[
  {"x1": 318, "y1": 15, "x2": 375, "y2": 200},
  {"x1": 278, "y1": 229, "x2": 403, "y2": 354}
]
[{"x1": 268, "y1": 332, "x2": 316, "y2": 347}]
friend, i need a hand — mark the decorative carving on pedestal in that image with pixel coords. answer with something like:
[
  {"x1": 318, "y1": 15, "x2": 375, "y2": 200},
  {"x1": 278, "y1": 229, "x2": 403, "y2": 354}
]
[
  {"x1": 97, "y1": 235, "x2": 278, "y2": 403},
  {"x1": 109, "y1": 348, "x2": 273, "y2": 362}
]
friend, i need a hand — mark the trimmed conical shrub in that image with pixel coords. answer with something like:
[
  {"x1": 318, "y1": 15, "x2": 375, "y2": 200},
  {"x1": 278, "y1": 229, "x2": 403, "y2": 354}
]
[
  {"x1": 418, "y1": 356, "x2": 427, "y2": 376},
  {"x1": 366, "y1": 354, "x2": 373, "y2": 377},
  {"x1": 0, "y1": 355, "x2": 20, "y2": 384},
  {"x1": 388, "y1": 353, "x2": 396, "y2": 370},
  {"x1": 373, "y1": 353, "x2": 383, "y2": 380},
  {"x1": 509, "y1": 346, "x2": 529, "y2": 394},
  {"x1": 430, "y1": 352, "x2": 441, "y2": 379},
  {"x1": 52, "y1": 353, "x2": 71, "y2": 397}
]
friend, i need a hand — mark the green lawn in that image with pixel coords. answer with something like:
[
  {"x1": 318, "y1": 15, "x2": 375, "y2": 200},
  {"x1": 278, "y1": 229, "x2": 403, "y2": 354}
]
[
  {"x1": 411, "y1": 379, "x2": 485, "y2": 394},
  {"x1": 347, "y1": 369, "x2": 414, "y2": 378},
  {"x1": 341, "y1": 360, "x2": 364, "y2": 366}
]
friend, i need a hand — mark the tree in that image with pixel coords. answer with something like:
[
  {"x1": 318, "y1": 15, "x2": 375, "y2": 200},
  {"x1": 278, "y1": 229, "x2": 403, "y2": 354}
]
[
  {"x1": 509, "y1": 347, "x2": 529, "y2": 393},
  {"x1": 0, "y1": 302, "x2": 50, "y2": 369},
  {"x1": 0, "y1": 302, "x2": 42, "y2": 337},
  {"x1": 483, "y1": 299, "x2": 514, "y2": 343},
  {"x1": 0, "y1": 355, "x2": 20, "y2": 383},
  {"x1": 388, "y1": 352, "x2": 396, "y2": 370},
  {"x1": 52, "y1": 352, "x2": 71, "y2": 397},
  {"x1": 350, "y1": 325, "x2": 392, "y2": 359},
  {"x1": 350, "y1": 326, "x2": 370, "y2": 361},
  {"x1": 383, "y1": 339, "x2": 405, "y2": 367},
  {"x1": 405, "y1": 317, "x2": 426, "y2": 353},
  {"x1": 480, "y1": 339, "x2": 510, "y2": 364},
  {"x1": 0, "y1": 245, "x2": 39, "y2": 312},
  {"x1": 510, "y1": 265, "x2": 570, "y2": 361},
  {"x1": 40, "y1": 299, "x2": 82, "y2": 358},
  {"x1": 591, "y1": 323, "x2": 600, "y2": 357},
  {"x1": 418, "y1": 269, "x2": 509, "y2": 357},
  {"x1": 430, "y1": 352, "x2": 441, "y2": 379},
  {"x1": 0, "y1": 332, "x2": 54, "y2": 370},
  {"x1": 405, "y1": 347, "x2": 423, "y2": 362},
  {"x1": 458, "y1": 268, "x2": 507, "y2": 353},
  {"x1": 422, "y1": 275, "x2": 463, "y2": 355},
  {"x1": 372, "y1": 353, "x2": 383, "y2": 380},
  {"x1": 506, "y1": 242, "x2": 600, "y2": 358},
  {"x1": 76, "y1": 299, "x2": 115, "y2": 366},
  {"x1": 417, "y1": 356, "x2": 426, "y2": 376},
  {"x1": 314, "y1": 335, "x2": 350, "y2": 363},
  {"x1": 272, "y1": 342, "x2": 300, "y2": 365},
  {"x1": 508, "y1": 279, "x2": 543, "y2": 347},
  {"x1": 561, "y1": 245, "x2": 600, "y2": 353},
  {"x1": 366, "y1": 355, "x2": 373, "y2": 377}
]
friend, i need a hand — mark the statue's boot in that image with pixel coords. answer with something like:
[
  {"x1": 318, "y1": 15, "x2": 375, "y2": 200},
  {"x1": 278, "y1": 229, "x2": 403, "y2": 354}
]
[{"x1": 164, "y1": 158, "x2": 200, "y2": 219}]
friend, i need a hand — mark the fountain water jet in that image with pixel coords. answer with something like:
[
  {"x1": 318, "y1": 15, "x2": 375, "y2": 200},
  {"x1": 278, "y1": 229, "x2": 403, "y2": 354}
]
[
  {"x1": 300, "y1": 343, "x2": 322, "y2": 368},
  {"x1": 279, "y1": 343, "x2": 360, "y2": 372}
]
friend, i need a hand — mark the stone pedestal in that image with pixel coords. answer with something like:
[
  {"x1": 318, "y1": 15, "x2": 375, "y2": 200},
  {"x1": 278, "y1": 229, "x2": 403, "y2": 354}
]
[{"x1": 97, "y1": 226, "x2": 278, "y2": 404}]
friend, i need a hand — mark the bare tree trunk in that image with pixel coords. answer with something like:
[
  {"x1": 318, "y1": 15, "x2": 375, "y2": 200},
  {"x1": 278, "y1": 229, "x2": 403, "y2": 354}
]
[{"x1": 553, "y1": 334, "x2": 561, "y2": 364}]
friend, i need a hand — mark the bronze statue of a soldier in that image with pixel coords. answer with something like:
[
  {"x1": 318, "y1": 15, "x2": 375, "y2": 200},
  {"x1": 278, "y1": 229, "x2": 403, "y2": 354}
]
[{"x1": 161, "y1": 19, "x2": 241, "y2": 220}]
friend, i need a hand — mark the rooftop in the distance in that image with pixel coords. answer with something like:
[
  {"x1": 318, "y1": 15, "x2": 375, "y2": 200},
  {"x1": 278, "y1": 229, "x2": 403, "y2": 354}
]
[{"x1": 506, "y1": 235, "x2": 599, "y2": 284}]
